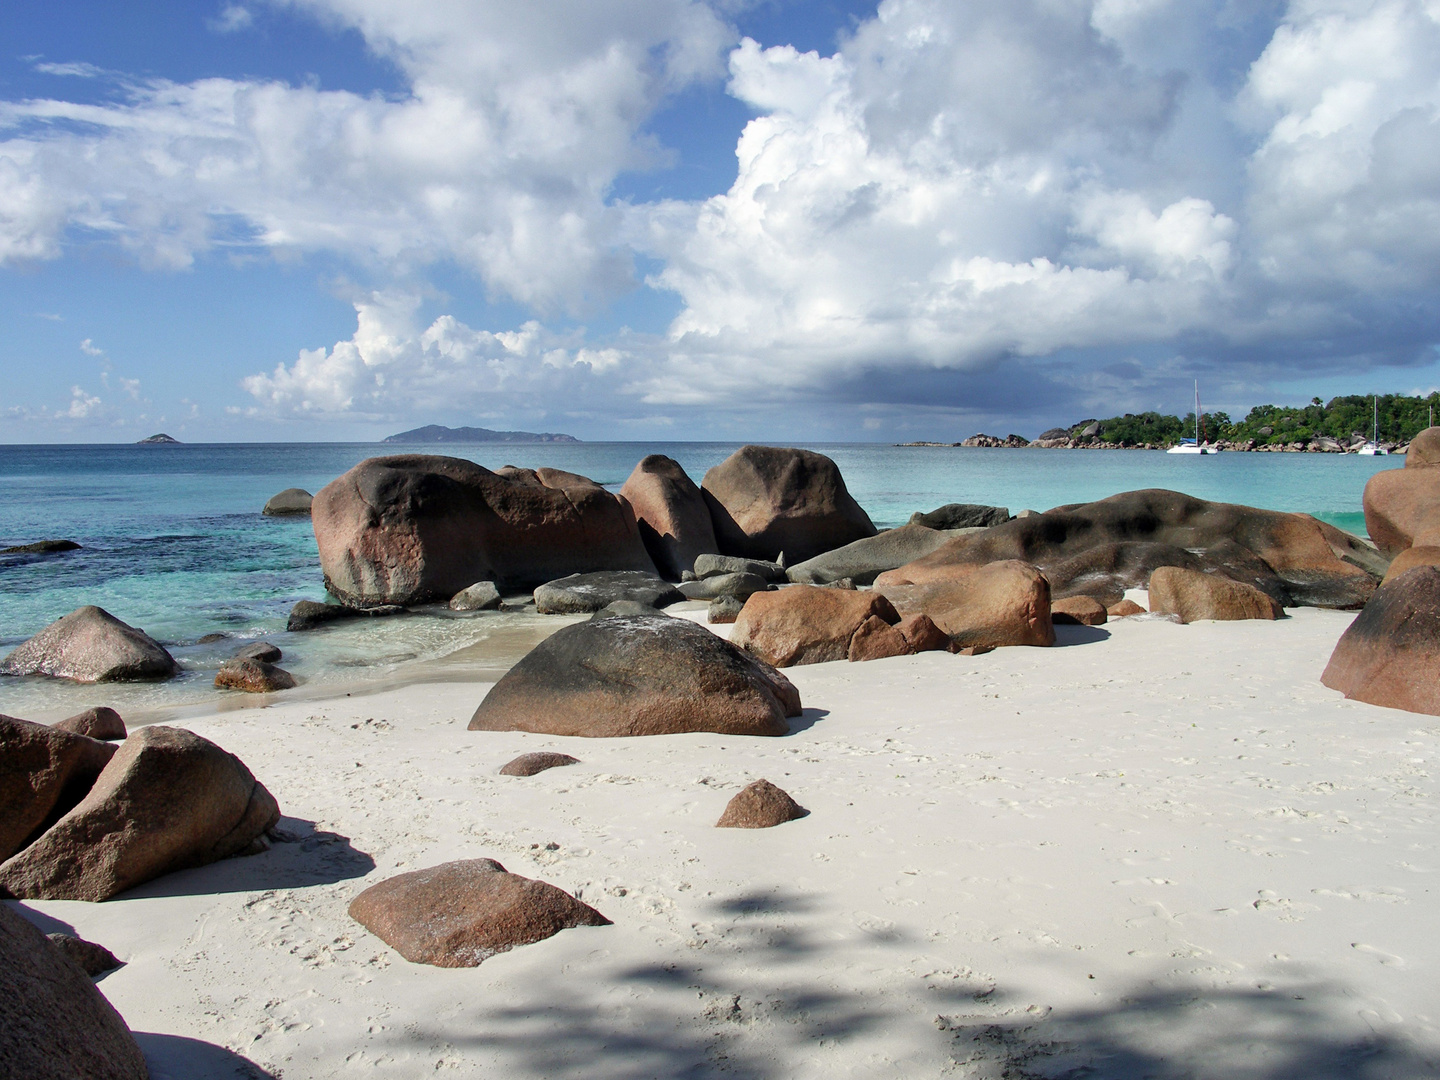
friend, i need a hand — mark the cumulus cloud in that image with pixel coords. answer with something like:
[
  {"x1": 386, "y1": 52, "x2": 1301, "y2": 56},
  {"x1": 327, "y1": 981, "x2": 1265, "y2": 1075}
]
[
  {"x1": 7, "y1": 0, "x2": 1440, "y2": 429},
  {"x1": 0, "y1": 0, "x2": 733, "y2": 308},
  {"x1": 239, "y1": 290, "x2": 642, "y2": 422}
]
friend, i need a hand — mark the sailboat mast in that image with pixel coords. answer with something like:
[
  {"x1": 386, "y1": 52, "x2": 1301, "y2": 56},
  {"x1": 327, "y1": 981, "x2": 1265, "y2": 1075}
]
[{"x1": 1195, "y1": 380, "x2": 1201, "y2": 443}]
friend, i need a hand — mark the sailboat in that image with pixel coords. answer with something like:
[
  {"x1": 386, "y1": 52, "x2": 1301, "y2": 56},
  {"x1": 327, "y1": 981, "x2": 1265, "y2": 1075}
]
[
  {"x1": 1167, "y1": 381, "x2": 1218, "y2": 455},
  {"x1": 1355, "y1": 396, "x2": 1388, "y2": 456}
]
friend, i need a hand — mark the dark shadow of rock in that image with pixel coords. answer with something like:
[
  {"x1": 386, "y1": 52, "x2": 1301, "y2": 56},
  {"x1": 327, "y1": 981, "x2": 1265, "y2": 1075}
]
[
  {"x1": 133, "y1": 1033, "x2": 279, "y2": 1080},
  {"x1": 117, "y1": 818, "x2": 374, "y2": 900},
  {"x1": 5, "y1": 900, "x2": 78, "y2": 937},
  {"x1": 783, "y1": 707, "x2": 829, "y2": 734},
  {"x1": 1052, "y1": 624, "x2": 1112, "y2": 647}
]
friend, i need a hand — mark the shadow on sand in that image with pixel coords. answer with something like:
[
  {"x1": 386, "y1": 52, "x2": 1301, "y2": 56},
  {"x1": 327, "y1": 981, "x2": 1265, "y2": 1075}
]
[
  {"x1": 120, "y1": 817, "x2": 374, "y2": 900},
  {"x1": 134, "y1": 1033, "x2": 278, "y2": 1080},
  {"x1": 1053, "y1": 623, "x2": 1112, "y2": 647},
  {"x1": 783, "y1": 707, "x2": 829, "y2": 735},
  {"x1": 374, "y1": 888, "x2": 1438, "y2": 1080}
]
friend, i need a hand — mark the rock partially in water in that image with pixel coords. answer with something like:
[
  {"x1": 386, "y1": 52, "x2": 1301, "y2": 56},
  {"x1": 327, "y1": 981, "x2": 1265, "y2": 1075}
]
[
  {"x1": 0, "y1": 606, "x2": 178, "y2": 683},
  {"x1": 287, "y1": 600, "x2": 404, "y2": 632},
  {"x1": 349, "y1": 858, "x2": 610, "y2": 967},
  {"x1": 262, "y1": 488, "x2": 313, "y2": 516},
  {"x1": 313, "y1": 455, "x2": 655, "y2": 605},
  {"x1": 1, "y1": 539, "x2": 80, "y2": 555},
  {"x1": 215, "y1": 658, "x2": 297, "y2": 693},
  {"x1": 449, "y1": 581, "x2": 502, "y2": 611}
]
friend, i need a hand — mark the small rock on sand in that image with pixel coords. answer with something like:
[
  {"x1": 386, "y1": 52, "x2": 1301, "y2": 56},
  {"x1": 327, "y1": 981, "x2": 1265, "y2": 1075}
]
[
  {"x1": 1051, "y1": 595, "x2": 1108, "y2": 625},
  {"x1": 449, "y1": 581, "x2": 502, "y2": 611},
  {"x1": 1107, "y1": 599, "x2": 1146, "y2": 617},
  {"x1": 46, "y1": 933, "x2": 122, "y2": 976},
  {"x1": 348, "y1": 858, "x2": 610, "y2": 967},
  {"x1": 708, "y1": 595, "x2": 745, "y2": 623},
  {"x1": 499, "y1": 752, "x2": 580, "y2": 776},
  {"x1": 1147, "y1": 567, "x2": 1282, "y2": 623},
  {"x1": 716, "y1": 779, "x2": 808, "y2": 828}
]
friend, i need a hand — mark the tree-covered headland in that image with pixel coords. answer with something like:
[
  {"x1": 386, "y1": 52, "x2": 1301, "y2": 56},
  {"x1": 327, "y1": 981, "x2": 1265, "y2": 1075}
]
[{"x1": 1061, "y1": 393, "x2": 1440, "y2": 448}]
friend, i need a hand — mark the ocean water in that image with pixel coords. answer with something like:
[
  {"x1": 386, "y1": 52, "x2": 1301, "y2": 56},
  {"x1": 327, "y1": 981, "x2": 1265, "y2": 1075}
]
[{"x1": 0, "y1": 441, "x2": 1400, "y2": 720}]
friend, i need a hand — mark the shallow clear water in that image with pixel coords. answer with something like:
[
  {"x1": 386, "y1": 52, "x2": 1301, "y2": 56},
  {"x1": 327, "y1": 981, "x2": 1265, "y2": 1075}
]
[{"x1": 0, "y1": 441, "x2": 1399, "y2": 719}]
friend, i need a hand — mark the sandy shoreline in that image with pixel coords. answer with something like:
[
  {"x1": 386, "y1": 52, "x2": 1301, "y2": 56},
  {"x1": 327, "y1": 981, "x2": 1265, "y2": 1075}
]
[{"x1": 11, "y1": 605, "x2": 1440, "y2": 1078}]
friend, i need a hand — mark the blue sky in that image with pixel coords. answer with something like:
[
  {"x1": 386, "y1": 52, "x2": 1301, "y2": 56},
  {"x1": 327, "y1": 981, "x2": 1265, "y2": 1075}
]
[{"x1": 2, "y1": 0, "x2": 1438, "y2": 443}]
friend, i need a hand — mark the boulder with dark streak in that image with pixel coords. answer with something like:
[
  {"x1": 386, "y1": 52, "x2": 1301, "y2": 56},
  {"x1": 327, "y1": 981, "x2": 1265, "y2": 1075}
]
[
  {"x1": 1322, "y1": 566, "x2": 1440, "y2": 715},
  {"x1": 313, "y1": 455, "x2": 656, "y2": 606},
  {"x1": 879, "y1": 489, "x2": 1375, "y2": 610}
]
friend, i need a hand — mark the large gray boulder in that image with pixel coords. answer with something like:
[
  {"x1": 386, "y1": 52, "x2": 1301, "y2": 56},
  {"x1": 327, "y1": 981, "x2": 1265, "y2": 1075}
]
[
  {"x1": 619, "y1": 455, "x2": 718, "y2": 580},
  {"x1": 701, "y1": 446, "x2": 876, "y2": 563},
  {"x1": 0, "y1": 725, "x2": 280, "y2": 902},
  {"x1": 469, "y1": 614, "x2": 801, "y2": 737},
  {"x1": 693, "y1": 553, "x2": 786, "y2": 582},
  {"x1": 533, "y1": 571, "x2": 684, "y2": 615},
  {"x1": 0, "y1": 903, "x2": 148, "y2": 1079},
  {"x1": 0, "y1": 606, "x2": 178, "y2": 683},
  {"x1": 262, "y1": 488, "x2": 313, "y2": 516},
  {"x1": 786, "y1": 523, "x2": 984, "y2": 586},
  {"x1": 312, "y1": 455, "x2": 656, "y2": 606}
]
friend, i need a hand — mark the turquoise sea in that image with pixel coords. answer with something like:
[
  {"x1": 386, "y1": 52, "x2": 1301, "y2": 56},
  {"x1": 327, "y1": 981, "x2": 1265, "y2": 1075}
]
[{"x1": 0, "y1": 441, "x2": 1401, "y2": 720}]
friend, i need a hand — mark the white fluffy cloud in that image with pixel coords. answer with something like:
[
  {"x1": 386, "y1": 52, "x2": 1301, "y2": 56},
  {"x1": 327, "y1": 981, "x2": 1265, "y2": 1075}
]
[
  {"x1": 4, "y1": 0, "x2": 1440, "y2": 427},
  {"x1": 0, "y1": 0, "x2": 732, "y2": 308}
]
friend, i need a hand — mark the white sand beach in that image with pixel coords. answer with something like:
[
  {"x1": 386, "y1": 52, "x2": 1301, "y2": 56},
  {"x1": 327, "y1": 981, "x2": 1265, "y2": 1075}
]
[{"x1": 14, "y1": 604, "x2": 1440, "y2": 1078}]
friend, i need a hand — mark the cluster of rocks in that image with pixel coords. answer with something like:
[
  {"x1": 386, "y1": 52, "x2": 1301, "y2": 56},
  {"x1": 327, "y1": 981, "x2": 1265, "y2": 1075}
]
[
  {"x1": 0, "y1": 713, "x2": 278, "y2": 901},
  {"x1": 1324, "y1": 428, "x2": 1440, "y2": 714},
  {"x1": 959, "y1": 433, "x2": 1030, "y2": 448}
]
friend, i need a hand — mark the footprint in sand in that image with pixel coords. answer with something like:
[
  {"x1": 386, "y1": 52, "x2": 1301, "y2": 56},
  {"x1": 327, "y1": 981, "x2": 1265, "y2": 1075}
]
[{"x1": 1351, "y1": 942, "x2": 1406, "y2": 967}]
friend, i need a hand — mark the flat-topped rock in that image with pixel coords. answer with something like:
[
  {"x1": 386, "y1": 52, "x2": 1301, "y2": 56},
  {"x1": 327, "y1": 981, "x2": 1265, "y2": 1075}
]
[
  {"x1": 908, "y1": 503, "x2": 1009, "y2": 529},
  {"x1": 349, "y1": 858, "x2": 610, "y2": 967},
  {"x1": 620, "y1": 455, "x2": 718, "y2": 580},
  {"x1": 786, "y1": 523, "x2": 984, "y2": 586},
  {"x1": 233, "y1": 641, "x2": 281, "y2": 663},
  {"x1": 677, "y1": 572, "x2": 771, "y2": 601},
  {"x1": 1, "y1": 539, "x2": 80, "y2": 555},
  {"x1": 0, "y1": 606, "x2": 178, "y2": 683},
  {"x1": 701, "y1": 446, "x2": 876, "y2": 563},
  {"x1": 287, "y1": 600, "x2": 404, "y2": 632},
  {"x1": 0, "y1": 903, "x2": 148, "y2": 1079},
  {"x1": 262, "y1": 488, "x2": 313, "y2": 516},
  {"x1": 0, "y1": 725, "x2": 280, "y2": 902},
  {"x1": 534, "y1": 571, "x2": 683, "y2": 615},
  {"x1": 1051, "y1": 595, "x2": 1107, "y2": 626},
  {"x1": 470, "y1": 614, "x2": 800, "y2": 737},
  {"x1": 693, "y1": 553, "x2": 786, "y2": 582},
  {"x1": 499, "y1": 752, "x2": 580, "y2": 777},
  {"x1": 313, "y1": 455, "x2": 655, "y2": 605},
  {"x1": 716, "y1": 779, "x2": 808, "y2": 828}
]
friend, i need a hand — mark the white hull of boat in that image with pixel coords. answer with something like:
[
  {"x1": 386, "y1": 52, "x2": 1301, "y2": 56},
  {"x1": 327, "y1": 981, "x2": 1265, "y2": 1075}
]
[
  {"x1": 1354, "y1": 444, "x2": 1388, "y2": 456},
  {"x1": 1167, "y1": 442, "x2": 1218, "y2": 455}
]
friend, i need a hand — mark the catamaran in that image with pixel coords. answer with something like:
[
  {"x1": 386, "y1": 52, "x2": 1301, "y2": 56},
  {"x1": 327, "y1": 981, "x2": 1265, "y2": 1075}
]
[
  {"x1": 1167, "y1": 381, "x2": 1218, "y2": 455},
  {"x1": 1354, "y1": 396, "x2": 1388, "y2": 455}
]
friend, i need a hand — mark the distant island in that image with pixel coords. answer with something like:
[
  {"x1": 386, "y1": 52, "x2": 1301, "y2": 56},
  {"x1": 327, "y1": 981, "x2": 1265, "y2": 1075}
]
[
  {"x1": 382, "y1": 424, "x2": 579, "y2": 444},
  {"x1": 137, "y1": 433, "x2": 180, "y2": 444}
]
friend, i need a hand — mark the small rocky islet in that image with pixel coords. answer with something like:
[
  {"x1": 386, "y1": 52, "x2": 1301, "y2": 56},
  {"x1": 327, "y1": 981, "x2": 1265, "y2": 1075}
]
[{"x1": 9, "y1": 436, "x2": 1440, "y2": 1063}]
